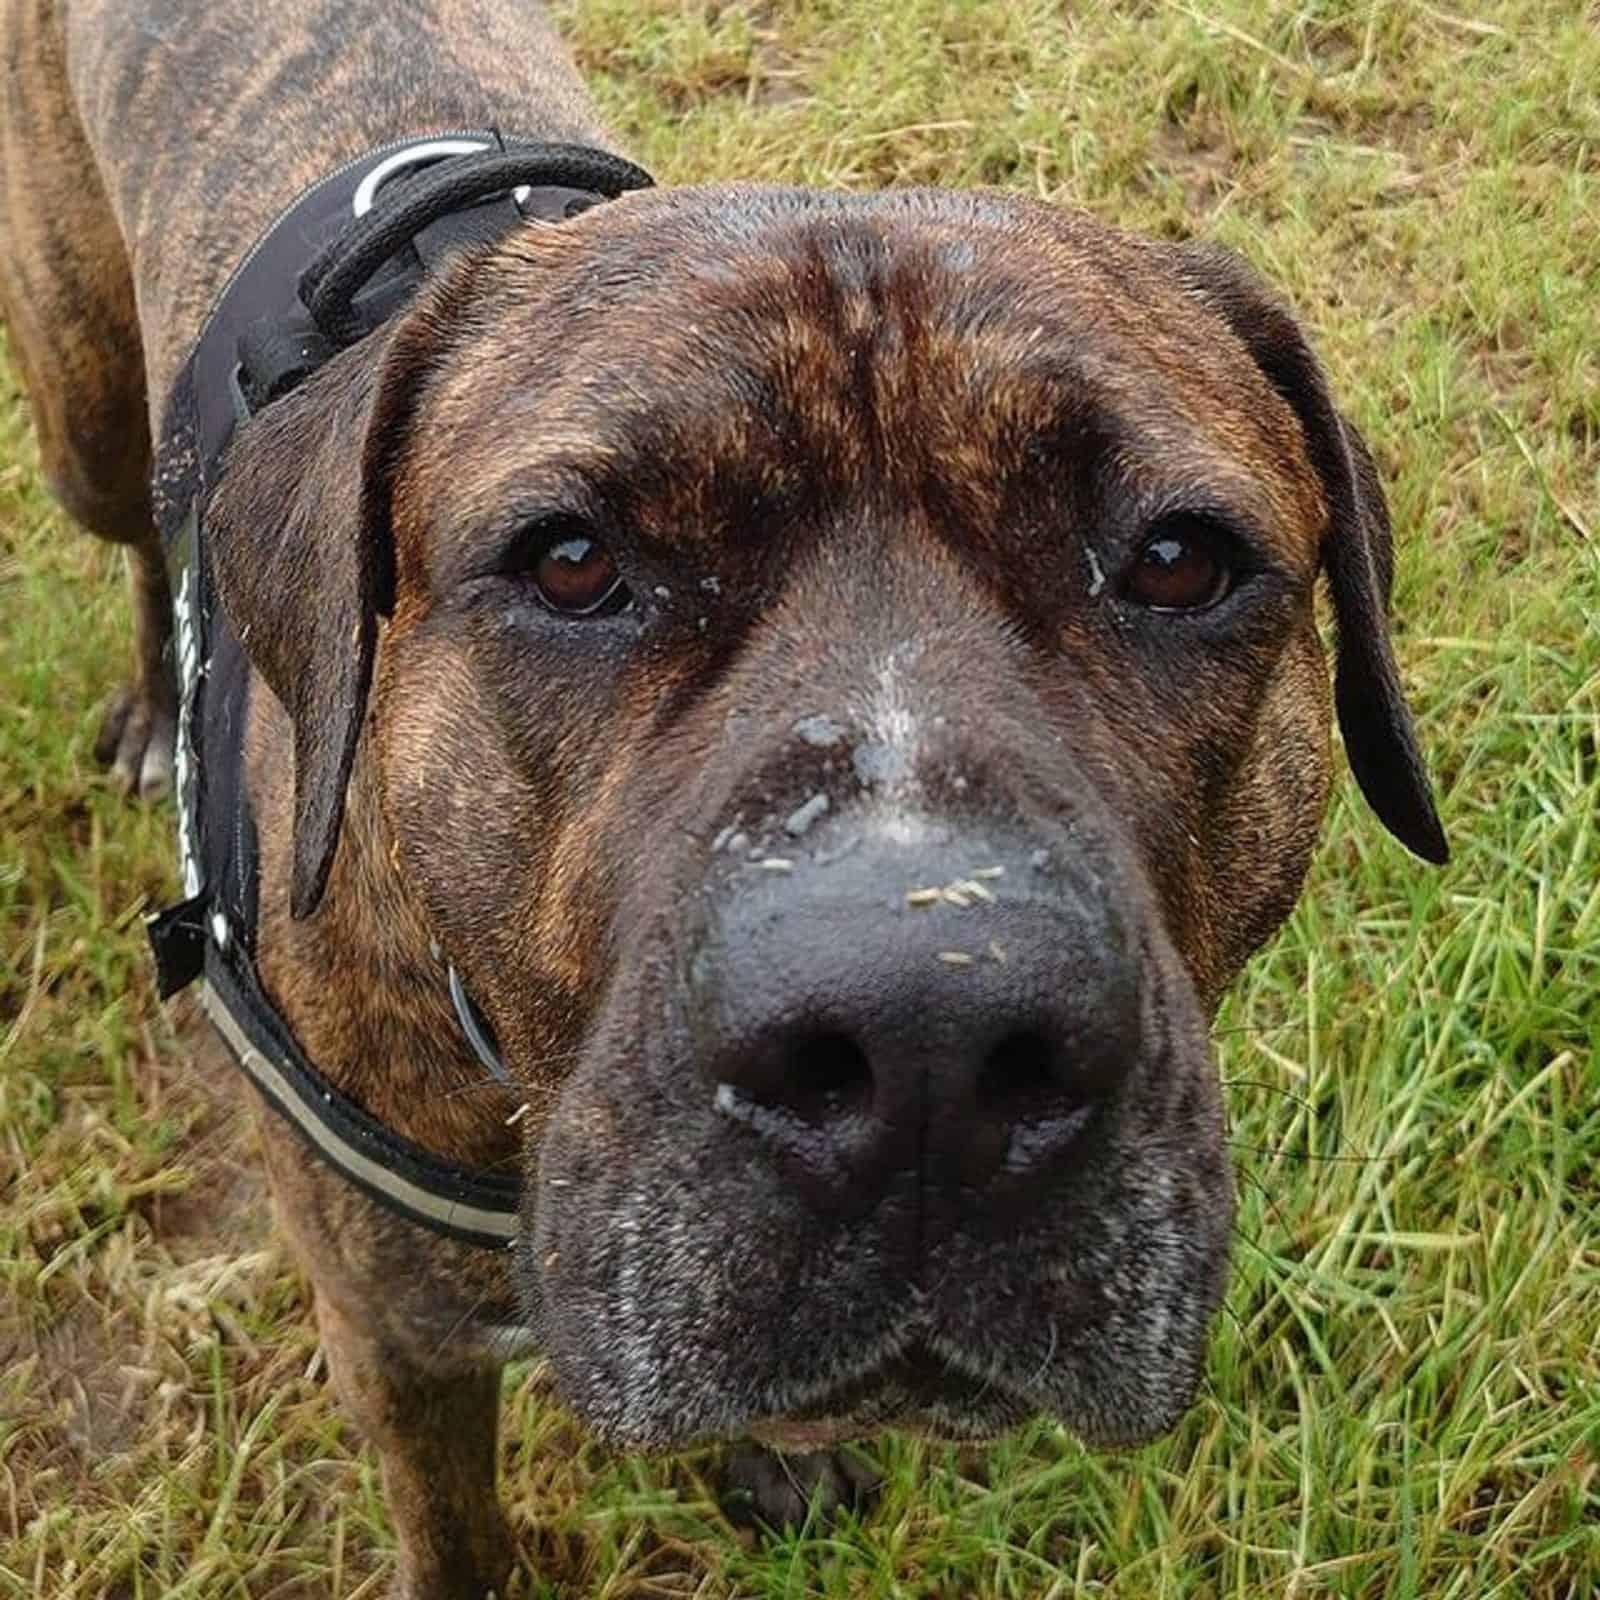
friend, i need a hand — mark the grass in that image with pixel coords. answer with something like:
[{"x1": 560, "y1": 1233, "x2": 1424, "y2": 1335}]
[{"x1": 2, "y1": 0, "x2": 1597, "y2": 1594}]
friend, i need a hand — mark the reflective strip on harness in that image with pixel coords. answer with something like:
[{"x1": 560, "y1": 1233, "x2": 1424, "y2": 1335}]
[{"x1": 199, "y1": 959, "x2": 520, "y2": 1249}]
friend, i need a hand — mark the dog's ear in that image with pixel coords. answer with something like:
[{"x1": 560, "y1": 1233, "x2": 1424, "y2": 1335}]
[
  {"x1": 206, "y1": 310, "x2": 440, "y2": 918},
  {"x1": 1166, "y1": 242, "x2": 1448, "y2": 865}
]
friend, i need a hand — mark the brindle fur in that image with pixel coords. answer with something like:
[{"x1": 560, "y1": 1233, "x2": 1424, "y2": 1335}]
[{"x1": 1, "y1": 3, "x2": 1445, "y2": 1595}]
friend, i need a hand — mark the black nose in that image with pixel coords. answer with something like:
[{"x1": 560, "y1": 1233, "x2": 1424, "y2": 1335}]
[{"x1": 691, "y1": 838, "x2": 1142, "y2": 1219}]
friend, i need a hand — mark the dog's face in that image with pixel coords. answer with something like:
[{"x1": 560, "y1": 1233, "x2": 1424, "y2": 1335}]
[{"x1": 211, "y1": 186, "x2": 1444, "y2": 1450}]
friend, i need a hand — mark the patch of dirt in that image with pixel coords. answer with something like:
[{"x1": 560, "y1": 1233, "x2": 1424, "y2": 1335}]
[
  {"x1": 744, "y1": 2, "x2": 809, "y2": 109},
  {"x1": 1302, "y1": 18, "x2": 1361, "y2": 75},
  {"x1": 748, "y1": 29, "x2": 808, "y2": 109},
  {"x1": 6, "y1": 1001, "x2": 279, "y2": 1501},
  {"x1": 1149, "y1": 118, "x2": 1241, "y2": 217},
  {"x1": 31, "y1": 1300, "x2": 147, "y2": 1461},
  {"x1": 135, "y1": 1003, "x2": 271, "y2": 1257},
  {"x1": 1295, "y1": 80, "x2": 1443, "y2": 167}
]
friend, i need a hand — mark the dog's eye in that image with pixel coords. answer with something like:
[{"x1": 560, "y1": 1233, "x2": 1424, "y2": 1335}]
[
  {"x1": 1122, "y1": 519, "x2": 1234, "y2": 612},
  {"x1": 523, "y1": 532, "x2": 630, "y2": 618}
]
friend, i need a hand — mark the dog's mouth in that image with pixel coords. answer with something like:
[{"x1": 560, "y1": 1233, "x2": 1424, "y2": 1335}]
[{"x1": 747, "y1": 1341, "x2": 1033, "y2": 1450}]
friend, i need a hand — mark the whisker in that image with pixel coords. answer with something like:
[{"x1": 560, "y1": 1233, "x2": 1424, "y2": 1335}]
[
  {"x1": 431, "y1": 1283, "x2": 495, "y2": 1362},
  {"x1": 436, "y1": 1047, "x2": 586, "y2": 1101},
  {"x1": 1232, "y1": 1162, "x2": 1292, "y2": 1237},
  {"x1": 1220, "y1": 1077, "x2": 1319, "y2": 1114},
  {"x1": 1025, "y1": 1317, "x2": 1059, "y2": 1392},
  {"x1": 438, "y1": 1075, "x2": 519, "y2": 1102},
  {"x1": 1229, "y1": 1143, "x2": 1386, "y2": 1165},
  {"x1": 1228, "y1": 1220, "x2": 1270, "y2": 1256}
]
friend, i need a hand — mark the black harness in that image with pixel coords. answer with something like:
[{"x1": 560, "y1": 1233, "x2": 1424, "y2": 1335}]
[{"x1": 145, "y1": 131, "x2": 653, "y2": 1249}]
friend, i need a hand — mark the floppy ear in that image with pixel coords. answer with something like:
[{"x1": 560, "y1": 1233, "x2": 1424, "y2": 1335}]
[
  {"x1": 205, "y1": 310, "x2": 439, "y2": 919},
  {"x1": 1166, "y1": 242, "x2": 1448, "y2": 865}
]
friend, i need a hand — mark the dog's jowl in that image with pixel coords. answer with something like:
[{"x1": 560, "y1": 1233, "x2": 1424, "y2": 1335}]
[{"x1": 0, "y1": 0, "x2": 1445, "y2": 1593}]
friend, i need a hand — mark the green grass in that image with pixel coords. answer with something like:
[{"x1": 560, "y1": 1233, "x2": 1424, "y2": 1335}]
[{"x1": 2, "y1": 0, "x2": 1597, "y2": 1594}]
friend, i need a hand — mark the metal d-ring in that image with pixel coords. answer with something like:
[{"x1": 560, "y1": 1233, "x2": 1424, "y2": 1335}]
[{"x1": 447, "y1": 964, "x2": 512, "y2": 1084}]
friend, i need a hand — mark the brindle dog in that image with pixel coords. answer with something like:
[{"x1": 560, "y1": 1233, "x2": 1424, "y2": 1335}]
[{"x1": 1, "y1": 1, "x2": 1447, "y2": 1594}]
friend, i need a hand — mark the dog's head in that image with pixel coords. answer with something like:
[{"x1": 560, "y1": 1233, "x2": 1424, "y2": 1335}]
[{"x1": 209, "y1": 186, "x2": 1444, "y2": 1449}]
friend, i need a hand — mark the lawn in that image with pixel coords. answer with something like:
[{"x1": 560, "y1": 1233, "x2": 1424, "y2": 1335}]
[{"x1": 2, "y1": 1, "x2": 1596, "y2": 1595}]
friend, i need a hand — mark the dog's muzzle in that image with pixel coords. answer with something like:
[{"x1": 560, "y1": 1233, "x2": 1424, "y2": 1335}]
[{"x1": 530, "y1": 820, "x2": 1232, "y2": 1450}]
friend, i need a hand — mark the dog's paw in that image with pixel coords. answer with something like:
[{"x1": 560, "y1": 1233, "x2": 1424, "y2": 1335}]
[
  {"x1": 94, "y1": 684, "x2": 175, "y2": 799},
  {"x1": 719, "y1": 1441, "x2": 881, "y2": 1533}
]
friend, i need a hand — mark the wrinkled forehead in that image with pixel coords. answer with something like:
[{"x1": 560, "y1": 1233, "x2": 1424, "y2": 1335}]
[{"x1": 399, "y1": 186, "x2": 1325, "y2": 550}]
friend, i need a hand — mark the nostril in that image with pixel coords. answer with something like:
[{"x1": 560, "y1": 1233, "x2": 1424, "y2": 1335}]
[
  {"x1": 977, "y1": 1028, "x2": 1086, "y2": 1122},
  {"x1": 711, "y1": 1027, "x2": 879, "y2": 1217},
  {"x1": 778, "y1": 1030, "x2": 874, "y2": 1123}
]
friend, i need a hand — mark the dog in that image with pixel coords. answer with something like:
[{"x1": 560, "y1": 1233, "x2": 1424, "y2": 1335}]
[{"x1": 0, "y1": 1, "x2": 1447, "y2": 1594}]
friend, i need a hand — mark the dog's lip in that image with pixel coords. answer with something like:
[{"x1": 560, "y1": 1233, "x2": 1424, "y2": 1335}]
[{"x1": 750, "y1": 1342, "x2": 1027, "y2": 1445}]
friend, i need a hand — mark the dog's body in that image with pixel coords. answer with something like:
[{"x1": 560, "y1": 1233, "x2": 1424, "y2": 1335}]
[{"x1": 2, "y1": 3, "x2": 1445, "y2": 1595}]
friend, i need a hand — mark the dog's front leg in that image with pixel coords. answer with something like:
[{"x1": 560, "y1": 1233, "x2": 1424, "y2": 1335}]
[
  {"x1": 254, "y1": 1109, "x2": 520, "y2": 1598},
  {"x1": 314, "y1": 1293, "x2": 516, "y2": 1600}
]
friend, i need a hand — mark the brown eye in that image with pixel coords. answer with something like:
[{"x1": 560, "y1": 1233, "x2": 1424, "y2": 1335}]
[
  {"x1": 1122, "y1": 523, "x2": 1233, "y2": 612},
  {"x1": 532, "y1": 535, "x2": 628, "y2": 617}
]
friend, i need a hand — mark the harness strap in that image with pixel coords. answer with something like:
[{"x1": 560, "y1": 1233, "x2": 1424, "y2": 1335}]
[
  {"x1": 202, "y1": 949, "x2": 520, "y2": 1248},
  {"x1": 147, "y1": 131, "x2": 653, "y2": 1249},
  {"x1": 300, "y1": 143, "x2": 651, "y2": 343}
]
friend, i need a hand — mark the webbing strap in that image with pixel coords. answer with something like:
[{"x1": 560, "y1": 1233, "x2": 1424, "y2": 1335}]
[{"x1": 147, "y1": 133, "x2": 653, "y2": 1248}]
